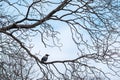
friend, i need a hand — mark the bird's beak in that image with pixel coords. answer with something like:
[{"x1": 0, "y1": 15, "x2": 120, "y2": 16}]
[{"x1": 46, "y1": 54, "x2": 49, "y2": 56}]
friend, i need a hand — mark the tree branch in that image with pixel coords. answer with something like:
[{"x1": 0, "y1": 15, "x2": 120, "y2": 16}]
[{"x1": 0, "y1": 0, "x2": 71, "y2": 31}]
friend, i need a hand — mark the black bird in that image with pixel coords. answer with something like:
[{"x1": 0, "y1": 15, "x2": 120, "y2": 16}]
[{"x1": 41, "y1": 54, "x2": 49, "y2": 63}]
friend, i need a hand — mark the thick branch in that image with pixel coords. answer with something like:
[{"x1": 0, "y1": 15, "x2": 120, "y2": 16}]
[
  {"x1": 0, "y1": 0, "x2": 71, "y2": 31},
  {"x1": 2, "y1": 32, "x2": 41, "y2": 63}
]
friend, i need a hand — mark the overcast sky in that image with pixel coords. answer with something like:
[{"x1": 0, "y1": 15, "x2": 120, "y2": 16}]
[
  {"x1": 30, "y1": 24, "x2": 120, "y2": 80},
  {"x1": 13, "y1": 0, "x2": 120, "y2": 79}
]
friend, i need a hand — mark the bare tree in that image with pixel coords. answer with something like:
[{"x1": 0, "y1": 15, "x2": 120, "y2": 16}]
[{"x1": 0, "y1": 0, "x2": 120, "y2": 80}]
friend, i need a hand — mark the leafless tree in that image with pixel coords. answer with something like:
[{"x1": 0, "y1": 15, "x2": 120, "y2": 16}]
[{"x1": 0, "y1": 0, "x2": 120, "y2": 80}]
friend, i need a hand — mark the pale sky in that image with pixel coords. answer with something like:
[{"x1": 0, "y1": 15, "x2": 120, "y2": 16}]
[
  {"x1": 30, "y1": 24, "x2": 120, "y2": 80},
  {"x1": 1, "y1": 0, "x2": 119, "y2": 79},
  {"x1": 31, "y1": 24, "x2": 78, "y2": 61}
]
